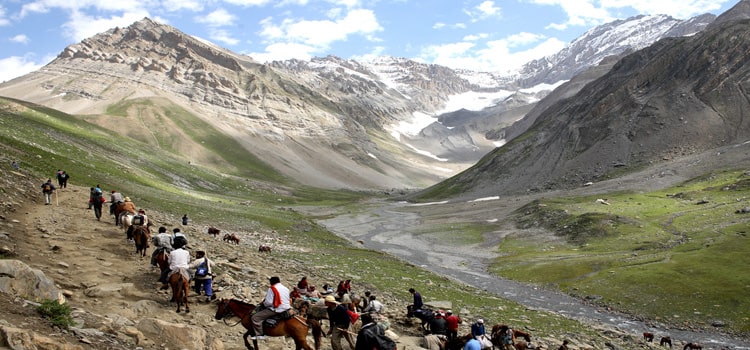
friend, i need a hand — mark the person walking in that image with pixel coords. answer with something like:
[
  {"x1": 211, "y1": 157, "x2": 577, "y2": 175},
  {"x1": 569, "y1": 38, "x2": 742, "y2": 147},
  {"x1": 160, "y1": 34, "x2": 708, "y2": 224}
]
[
  {"x1": 11, "y1": 160, "x2": 19, "y2": 171},
  {"x1": 40, "y1": 178, "x2": 56, "y2": 205},
  {"x1": 182, "y1": 214, "x2": 189, "y2": 225},
  {"x1": 55, "y1": 169, "x2": 63, "y2": 187},
  {"x1": 445, "y1": 310, "x2": 462, "y2": 341},
  {"x1": 90, "y1": 187, "x2": 105, "y2": 220},
  {"x1": 188, "y1": 250, "x2": 215, "y2": 302},
  {"x1": 59, "y1": 171, "x2": 69, "y2": 189},
  {"x1": 251, "y1": 276, "x2": 291, "y2": 340},
  {"x1": 325, "y1": 295, "x2": 351, "y2": 350},
  {"x1": 355, "y1": 313, "x2": 396, "y2": 350}
]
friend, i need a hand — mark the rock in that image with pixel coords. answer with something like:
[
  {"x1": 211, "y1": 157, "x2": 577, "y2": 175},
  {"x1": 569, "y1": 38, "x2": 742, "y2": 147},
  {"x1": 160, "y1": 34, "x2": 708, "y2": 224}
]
[
  {"x1": 137, "y1": 318, "x2": 207, "y2": 350},
  {"x1": 0, "y1": 259, "x2": 64, "y2": 304},
  {"x1": 0, "y1": 324, "x2": 84, "y2": 350},
  {"x1": 83, "y1": 283, "x2": 136, "y2": 298}
]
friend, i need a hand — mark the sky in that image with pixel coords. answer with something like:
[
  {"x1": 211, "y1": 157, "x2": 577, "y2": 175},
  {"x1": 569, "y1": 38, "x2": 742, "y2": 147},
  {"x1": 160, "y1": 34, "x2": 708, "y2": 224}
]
[{"x1": 0, "y1": 0, "x2": 737, "y2": 83}]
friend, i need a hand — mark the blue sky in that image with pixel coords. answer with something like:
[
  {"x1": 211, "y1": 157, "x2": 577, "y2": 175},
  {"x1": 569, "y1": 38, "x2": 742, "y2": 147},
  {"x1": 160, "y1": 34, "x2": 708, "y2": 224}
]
[{"x1": 0, "y1": 0, "x2": 736, "y2": 83}]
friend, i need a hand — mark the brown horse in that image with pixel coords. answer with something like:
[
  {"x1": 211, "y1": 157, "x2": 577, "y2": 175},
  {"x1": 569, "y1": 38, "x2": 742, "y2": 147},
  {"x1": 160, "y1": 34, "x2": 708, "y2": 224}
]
[
  {"x1": 683, "y1": 343, "x2": 702, "y2": 350},
  {"x1": 208, "y1": 227, "x2": 221, "y2": 237},
  {"x1": 660, "y1": 336, "x2": 672, "y2": 347},
  {"x1": 223, "y1": 233, "x2": 240, "y2": 244},
  {"x1": 214, "y1": 298, "x2": 322, "y2": 350},
  {"x1": 168, "y1": 268, "x2": 190, "y2": 313},
  {"x1": 490, "y1": 324, "x2": 532, "y2": 350},
  {"x1": 258, "y1": 245, "x2": 272, "y2": 253},
  {"x1": 644, "y1": 332, "x2": 655, "y2": 342},
  {"x1": 132, "y1": 226, "x2": 150, "y2": 257},
  {"x1": 155, "y1": 249, "x2": 170, "y2": 279}
]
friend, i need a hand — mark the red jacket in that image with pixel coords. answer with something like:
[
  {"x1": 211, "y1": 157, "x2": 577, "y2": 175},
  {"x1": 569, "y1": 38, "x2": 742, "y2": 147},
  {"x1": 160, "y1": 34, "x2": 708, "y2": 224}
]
[{"x1": 446, "y1": 315, "x2": 462, "y2": 330}]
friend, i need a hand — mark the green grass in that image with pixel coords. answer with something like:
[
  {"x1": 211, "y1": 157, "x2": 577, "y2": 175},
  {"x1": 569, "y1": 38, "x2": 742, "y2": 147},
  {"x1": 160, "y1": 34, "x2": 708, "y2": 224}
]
[
  {"x1": 4, "y1": 95, "x2": 749, "y2": 341},
  {"x1": 489, "y1": 170, "x2": 750, "y2": 333}
]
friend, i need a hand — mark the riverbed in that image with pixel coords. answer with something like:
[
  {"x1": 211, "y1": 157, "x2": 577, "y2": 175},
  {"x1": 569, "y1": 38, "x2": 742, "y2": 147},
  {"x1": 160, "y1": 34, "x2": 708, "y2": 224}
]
[{"x1": 313, "y1": 198, "x2": 750, "y2": 350}]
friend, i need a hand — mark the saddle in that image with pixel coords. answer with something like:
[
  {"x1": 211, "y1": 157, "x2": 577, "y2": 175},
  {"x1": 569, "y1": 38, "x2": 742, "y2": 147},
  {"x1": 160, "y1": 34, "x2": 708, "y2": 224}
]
[{"x1": 261, "y1": 308, "x2": 298, "y2": 328}]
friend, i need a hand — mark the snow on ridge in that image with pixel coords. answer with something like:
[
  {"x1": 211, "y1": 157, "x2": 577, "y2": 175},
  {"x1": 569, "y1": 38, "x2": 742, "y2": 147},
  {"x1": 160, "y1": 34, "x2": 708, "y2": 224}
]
[{"x1": 438, "y1": 90, "x2": 514, "y2": 114}]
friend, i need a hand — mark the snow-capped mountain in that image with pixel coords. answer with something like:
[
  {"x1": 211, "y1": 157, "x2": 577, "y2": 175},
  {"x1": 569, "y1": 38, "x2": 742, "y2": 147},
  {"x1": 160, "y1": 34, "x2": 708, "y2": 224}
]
[{"x1": 0, "y1": 12, "x2": 717, "y2": 190}]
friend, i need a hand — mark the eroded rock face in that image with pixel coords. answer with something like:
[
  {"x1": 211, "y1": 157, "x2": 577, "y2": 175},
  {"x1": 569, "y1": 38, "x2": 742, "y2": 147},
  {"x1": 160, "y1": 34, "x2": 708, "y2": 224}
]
[
  {"x1": 0, "y1": 260, "x2": 64, "y2": 304},
  {"x1": 136, "y1": 318, "x2": 211, "y2": 349},
  {"x1": 0, "y1": 323, "x2": 83, "y2": 350}
]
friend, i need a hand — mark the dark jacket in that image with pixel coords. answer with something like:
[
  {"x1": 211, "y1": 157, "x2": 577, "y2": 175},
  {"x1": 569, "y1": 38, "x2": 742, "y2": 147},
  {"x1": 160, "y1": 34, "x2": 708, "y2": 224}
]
[
  {"x1": 429, "y1": 316, "x2": 447, "y2": 335},
  {"x1": 355, "y1": 322, "x2": 382, "y2": 350},
  {"x1": 327, "y1": 304, "x2": 351, "y2": 328}
]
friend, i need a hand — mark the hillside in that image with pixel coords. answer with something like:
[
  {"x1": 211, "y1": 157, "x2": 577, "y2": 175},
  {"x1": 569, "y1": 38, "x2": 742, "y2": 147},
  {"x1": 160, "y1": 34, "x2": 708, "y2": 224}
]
[{"x1": 0, "y1": 99, "x2": 673, "y2": 350}]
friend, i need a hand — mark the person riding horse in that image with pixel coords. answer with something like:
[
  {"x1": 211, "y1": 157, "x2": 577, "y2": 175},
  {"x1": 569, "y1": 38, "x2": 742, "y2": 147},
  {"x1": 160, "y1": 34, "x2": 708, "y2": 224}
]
[
  {"x1": 151, "y1": 226, "x2": 173, "y2": 267},
  {"x1": 160, "y1": 239, "x2": 190, "y2": 291},
  {"x1": 109, "y1": 190, "x2": 124, "y2": 216},
  {"x1": 251, "y1": 276, "x2": 291, "y2": 340},
  {"x1": 128, "y1": 208, "x2": 150, "y2": 241}
]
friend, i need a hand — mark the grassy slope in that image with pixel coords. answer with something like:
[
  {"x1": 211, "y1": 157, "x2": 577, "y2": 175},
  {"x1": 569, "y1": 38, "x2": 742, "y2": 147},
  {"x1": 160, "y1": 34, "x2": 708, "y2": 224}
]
[
  {"x1": 3, "y1": 96, "x2": 746, "y2": 343},
  {"x1": 492, "y1": 171, "x2": 750, "y2": 333}
]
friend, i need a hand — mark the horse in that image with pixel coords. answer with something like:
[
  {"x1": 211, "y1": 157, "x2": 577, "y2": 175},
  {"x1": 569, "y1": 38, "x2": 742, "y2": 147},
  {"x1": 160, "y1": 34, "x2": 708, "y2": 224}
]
[
  {"x1": 208, "y1": 227, "x2": 221, "y2": 237},
  {"x1": 214, "y1": 298, "x2": 322, "y2": 350},
  {"x1": 406, "y1": 305, "x2": 434, "y2": 332},
  {"x1": 168, "y1": 268, "x2": 190, "y2": 313},
  {"x1": 660, "y1": 336, "x2": 672, "y2": 347},
  {"x1": 223, "y1": 233, "x2": 240, "y2": 244},
  {"x1": 258, "y1": 245, "x2": 272, "y2": 252},
  {"x1": 132, "y1": 226, "x2": 150, "y2": 257},
  {"x1": 154, "y1": 248, "x2": 170, "y2": 279},
  {"x1": 644, "y1": 332, "x2": 655, "y2": 342},
  {"x1": 491, "y1": 324, "x2": 532, "y2": 350},
  {"x1": 683, "y1": 343, "x2": 702, "y2": 350},
  {"x1": 113, "y1": 203, "x2": 135, "y2": 227}
]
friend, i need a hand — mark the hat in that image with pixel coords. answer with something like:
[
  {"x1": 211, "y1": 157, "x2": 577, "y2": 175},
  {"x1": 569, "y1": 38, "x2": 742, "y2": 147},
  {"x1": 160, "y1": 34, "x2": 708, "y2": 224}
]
[
  {"x1": 324, "y1": 295, "x2": 338, "y2": 304},
  {"x1": 446, "y1": 310, "x2": 453, "y2": 315},
  {"x1": 124, "y1": 197, "x2": 131, "y2": 202},
  {"x1": 477, "y1": 319, "x2": 484, "y2": 324}
]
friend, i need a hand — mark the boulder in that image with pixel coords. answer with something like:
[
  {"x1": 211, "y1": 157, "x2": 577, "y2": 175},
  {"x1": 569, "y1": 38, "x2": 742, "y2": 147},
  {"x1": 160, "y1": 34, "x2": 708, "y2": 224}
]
[
  {"x1": 0, "y1": 259, "x2": 64, "y2": 303},
  {"x1": 0, "y1": 323, "x2": 83, "y2": 350},
  {"x1": 137, "y1": 318, "x2": 207, "y2": 349}
]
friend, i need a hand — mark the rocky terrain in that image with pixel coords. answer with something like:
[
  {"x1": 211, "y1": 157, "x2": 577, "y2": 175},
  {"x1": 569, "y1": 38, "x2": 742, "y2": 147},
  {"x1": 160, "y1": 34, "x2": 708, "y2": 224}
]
[{"x1": 0, "y1": 166, "x2": 699, "y2": 349}]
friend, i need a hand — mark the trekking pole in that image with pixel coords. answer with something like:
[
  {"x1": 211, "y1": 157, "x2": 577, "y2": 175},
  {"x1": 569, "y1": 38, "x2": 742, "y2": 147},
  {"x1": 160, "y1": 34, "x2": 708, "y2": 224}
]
[{"x1": 55, "y1": 190, "x2": 59, "y2": 206}]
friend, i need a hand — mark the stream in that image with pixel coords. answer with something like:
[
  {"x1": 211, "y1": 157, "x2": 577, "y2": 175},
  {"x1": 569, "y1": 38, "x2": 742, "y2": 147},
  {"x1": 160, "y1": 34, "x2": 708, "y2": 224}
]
[{"x1": 316, "y1": 200, "x2": 750, "y2": 350}]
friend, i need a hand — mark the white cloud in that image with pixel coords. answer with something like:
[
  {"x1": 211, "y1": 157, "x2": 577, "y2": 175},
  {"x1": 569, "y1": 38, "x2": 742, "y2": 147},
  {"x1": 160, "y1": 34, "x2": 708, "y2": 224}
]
[
  {"x1": 208, "y1": 28, "x2": 240, "y2": 46},
  {"x1": 197, "y1": 8, "x2": 237, "y2": 27},
  {"x1": 62, "y1": 10, "x2": 149, "y2": 42},
  {"x1": 419, "y1": 33, "x2": 566, "y2": 73},
  {"x1": 476, "y1": 1, "x2": 501, "y2": 16},
  {"x1": 600, "y1": 0, "x2": 727, "y2": 19},
  {"x1": 0, "y1": 6, "x2": 9, "y2": 26},
  {"x1": 252, "y1": 8, "x2": 382, "y2": 60},
  {"x1": 432, "y1": 22, "x2": 445, "y2": 29},
  {"x1": 247, "y1": 42, "x2": 316, "y2": 62},
  {"x1": 0, "y1": 55, "x2": 47, "y2": 83},
  {"x1": 162, "y1": 0, "x2": 204, "y2": 12},
  {"x1": 463, "y1": 33, "x2": 488, "y2": 41},
  {"x1": 222, "y1": 0, "x2": 273, "y2": 6},
  {"x1": 10, "y1": 34, "x2": 29, "y2": 44}
]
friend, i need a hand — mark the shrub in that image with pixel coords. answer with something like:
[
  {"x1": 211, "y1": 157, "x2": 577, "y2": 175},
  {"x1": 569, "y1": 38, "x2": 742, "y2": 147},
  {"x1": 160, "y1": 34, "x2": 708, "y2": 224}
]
[{"x1": 36, "y1": 299, "x2": 74, "y2": 329}]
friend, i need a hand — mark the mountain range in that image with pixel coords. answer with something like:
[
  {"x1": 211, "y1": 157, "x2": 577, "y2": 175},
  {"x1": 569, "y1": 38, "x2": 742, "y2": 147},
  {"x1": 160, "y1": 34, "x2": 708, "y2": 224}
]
[{"x1": 0, "y1": 5, "x2": 725, "y2": 194}]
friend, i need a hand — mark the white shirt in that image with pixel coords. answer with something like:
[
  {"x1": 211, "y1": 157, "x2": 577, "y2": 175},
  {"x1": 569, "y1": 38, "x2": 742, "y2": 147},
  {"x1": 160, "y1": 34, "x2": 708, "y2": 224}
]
[
  {"x1": 364, "y1": 299, "x2": 384, "y2": 314},
  {"x1": 263, "y1": 283, "x2": 291, "y2": 312},
  {"x1": 168, "y1": 248, "x2": 190, "y2": 270}
]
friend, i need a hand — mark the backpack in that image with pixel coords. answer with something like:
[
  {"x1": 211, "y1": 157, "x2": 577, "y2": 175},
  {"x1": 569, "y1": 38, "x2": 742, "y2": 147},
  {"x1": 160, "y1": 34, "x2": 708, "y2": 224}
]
[
  {"x1": 195, "y1": 259, "x2": 208, "y2": 277},
  {"x1": 132, "y1": 215, "x2": 144, "y2": 226},
  {"x1": 43, "y1": 184, "x2": 51, "y2": 192},
  {"x1": 374, "y1": 332, "x2": 396, "y2": 350},
  {"x1": 92, "y1": 190, "x2": 103, "y2": 202}
]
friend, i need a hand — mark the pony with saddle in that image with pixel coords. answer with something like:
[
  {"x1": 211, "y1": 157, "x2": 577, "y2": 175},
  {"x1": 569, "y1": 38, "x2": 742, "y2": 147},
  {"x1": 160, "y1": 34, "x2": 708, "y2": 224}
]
[
  {"x1": 168, "y1": 267, "x2": 190, "y2": 313},
  {"x1": 114, "y1": 202, "x2": 135, "y2": 227},
  {"x1": 491, "y1": 324, "x2": 533, "y2": 350},
  {"x1": 132, "y1": 225, "x2": 150, "y2": 257},
  {"x1": 407, "y1": 304, "x2": 435, "y2": 332},
  {"x1": 215, "y1": 298, "x2": 322, "y2": 350}
]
